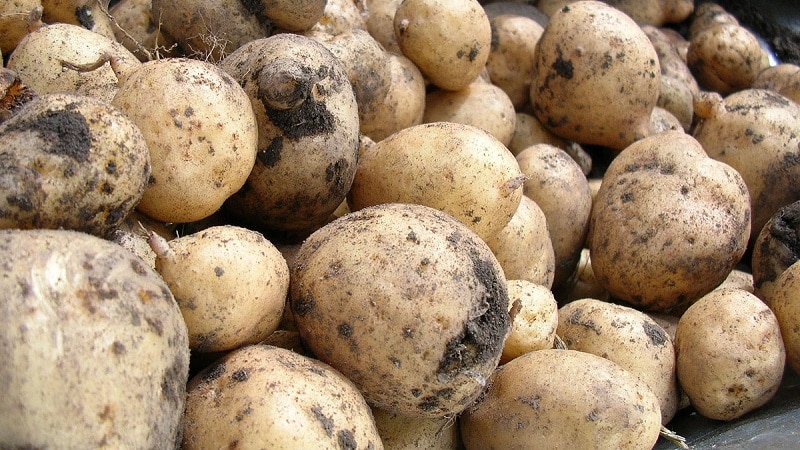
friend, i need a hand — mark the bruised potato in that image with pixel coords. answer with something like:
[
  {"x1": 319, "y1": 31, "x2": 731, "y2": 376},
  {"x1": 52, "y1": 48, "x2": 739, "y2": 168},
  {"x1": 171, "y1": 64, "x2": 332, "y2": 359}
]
[{"x1": 290, "y1": 203, "x2": 511, "y2": 418}]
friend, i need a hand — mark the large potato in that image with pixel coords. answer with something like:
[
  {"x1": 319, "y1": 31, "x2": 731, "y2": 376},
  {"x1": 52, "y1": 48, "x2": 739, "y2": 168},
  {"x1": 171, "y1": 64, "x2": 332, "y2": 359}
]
[
  {"x1": 0, "y1": 229, "x2": 189, "y2": 448},
  {"x1": 290, "y1": 203, "x2": 511, "y2": 418}
]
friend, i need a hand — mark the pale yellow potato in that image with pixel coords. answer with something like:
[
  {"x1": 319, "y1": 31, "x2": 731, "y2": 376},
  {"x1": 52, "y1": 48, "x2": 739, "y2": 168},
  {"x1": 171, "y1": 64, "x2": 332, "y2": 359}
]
[
  {"x1": 372, "y1": 408, "x2": 461, "y2": 449},
  {"x1": 508, "y1": 112, "x2": 570, "y2": 156},
  {"x1": 675, "y1": 288, "x2": 786, "y2": 421},
  {"x1": 558, "y1": 298, "x2": 680, "y2": 424},
  {"x1": 262, "y1": 0, "x2": 326, "y2": 32},
  {"x1": 182, "y1": 345, "x2": 383, "y2": 449},
  {"x1": 0, "y1": 229, "x2": 189, "y2": 448},
  {"x1": 590, "y1": 130, "x2": 751, "y2": 311},
  {"x1": 460, "y1": 349, "x2": 662, "y2": 450},
  {"x1": 108, "y1": 0, "x2": 182, "y2": 61},
  {"x1": 112, "y1": 57, "x2": 258, "y2": 224},
  {"x1": 40, "y1": 0, "x2": 116, "y2": 39},
  {"x1": 349, "y1": 122, "x2": 525, "y2": 242},
  {"x1": 753, "y1": 63, "x2": 800, "y2": 105},
  {"x1": 289, "y1": 203, "x2": 511, "y2": 418},
  {"x1": 687, "y1": 2, "x2": 739, "y2": 40},
  {"x1": 516, "y1": 143, "x2": 592, "y2": 288},
  {"x1": 649, "y1": 105, "x2": 684, "y2": 134},
  {"x1": 770, "y1": 260, "x2": 800, "y2": 375},
  {"x1": 688, "y1": 22, "x2": 767, "y2": 95},
  {"x1": 602, "y1": 0, "x2": 694, "y2": 26},
  {"x1": 714, "y1": 268, "x2": 754, "y2": 293},
  {"x1": 485, "y1": 195, "x2": 555, "y2": 288},
  {"x1": 394, "y1": 0, "x2": 491, "y2": 91},
  {"x1": 423, "y1": 80, "x2": 517, "y2": 146},
  {"x1": 530, "y1": 1, "x2": 660, "y2": 150},
  {"x1": 500, "y1": 279, "x2": 558, "y2": 363},
  {"x1": 486, "y1": 14, "x2": 544, "y2": 108},
  {"x1": 0, "y1": 0, "x2": 41, "y2": 55},
  {"x1": 308, "y1": 0, "x2": 368, "y2": 36},
  {"x1": 150, "y1": 225, "x2": 290, "y2": 353},
  {"x1": 752, "y1": 201, "x2": 800, "y2": 305},
  {"x1": 366, "y1": 0, "x2": 404, "y2": 54}
]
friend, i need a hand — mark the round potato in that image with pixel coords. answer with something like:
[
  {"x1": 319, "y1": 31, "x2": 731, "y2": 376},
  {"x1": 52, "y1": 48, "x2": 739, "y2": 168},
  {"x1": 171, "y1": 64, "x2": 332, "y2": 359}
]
[
  {"x1": 500, "y1": 279, "x2": 558, "y2": 363},
  {"x1": 675, "y1": 288, "x2": 786, "y2": 421},
  {"x1": 459, "y1": 349, "x2": 662, "y2": 450},
  {"x1": 687, "y1": 22, "x2": 766, "y2": 95},
  {"x1": 290, "y1": 203, "x2": 511, "y2": 418},
  {"x1": 770, "y1": 260, "x2": 800, "y2": 375},
  {"x1": 0, "y1": 229, "x2": 189, "y2": 448},
  {"x1": 182, "y1": 345, "x2": 383, "y2": 449}
]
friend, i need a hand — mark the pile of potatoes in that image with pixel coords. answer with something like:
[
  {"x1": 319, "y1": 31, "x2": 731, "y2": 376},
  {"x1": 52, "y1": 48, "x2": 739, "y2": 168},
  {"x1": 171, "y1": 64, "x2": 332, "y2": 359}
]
[{"x1": 2, "y1": 0, "x2": 800, "y2": 448}]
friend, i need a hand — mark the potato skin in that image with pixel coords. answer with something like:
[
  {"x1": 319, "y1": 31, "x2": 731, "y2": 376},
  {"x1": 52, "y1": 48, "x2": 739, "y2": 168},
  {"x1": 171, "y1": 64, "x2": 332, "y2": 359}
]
[
  {"x1": 459, "y1": 349, "x2": 662, "y2": 450},
  {"x1": 0, "y1": 229, "x2": 189, "y2": 448},
  {"x1": 770, "y1": 261, "x2": 800, "y2": 375},
  {"x1": 752, "y1": 201, "x2": 800, "y2": 304},
  {"x1": 290, "y1": 203, "x2": 510, "y2": 418},
  {"x1": 0, "y1": 92, "x2": 150, "y2": 238}
]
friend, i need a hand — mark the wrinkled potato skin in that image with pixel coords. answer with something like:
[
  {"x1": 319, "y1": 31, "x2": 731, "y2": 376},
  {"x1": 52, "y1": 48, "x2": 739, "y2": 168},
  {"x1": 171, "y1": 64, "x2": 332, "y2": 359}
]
[
  {"x1": 590, "y1": 131, "x2": 751, "y2": 311},
  {"x1": 558, "y1": 298, "x2": 680, "y2": 424},
  {"x1": 460, "y1": 349, "x2": 662, "y2": 450},
  {"x1": 290, "y1": 203, "x2": 510, "y2": 418},
  {"x1": 182, "y1": 345, "x2": 383, "y2": 450},
  {"x1": 770, "y1": 261, "x2": 800, "y2": 375},
  {"x1": 752, "y1": 201, "x2": 800, "y2": 304},
  {"x1": 0, "y1": 229, "x2": 189, "y2": 449},
  {"x1": 500, "y1": 279, "x2": 558, "y2": 363},
  {"x1": 0, "y1": 93, "x2": 150, "y2": 238},
  {"x1": 675, "y1": 288, "x2": 786, "y2": 421}
]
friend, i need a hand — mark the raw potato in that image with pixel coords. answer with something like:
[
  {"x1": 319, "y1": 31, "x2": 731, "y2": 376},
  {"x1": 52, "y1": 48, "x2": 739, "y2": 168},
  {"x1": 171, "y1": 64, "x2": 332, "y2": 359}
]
[
  {"x1": 307, "y1": 0, "x2": 368, "y2": 36},
  {"x1": 752, "y1": 201, "x2": 800, "y2": 304},
  {"x1": 372, "y1": 408, "x2": 461, "y2": 449},
  {"x1": 394, "y1": 0, "x2": 492, "y2": 91},
  {"x1": 559, "y1": 248, "x2": 610, "y2": 303},
  {"x1": 484, "y1": 195, "x2": 555, "y2": 288},
  {"x1": 500, "y1": 279, "x2": 558, "y2": 363},
  {"x1": 262, "y1": 0, "x2": 326, "y2": 32},
  {"x1": 219, "y1": 33, "x2": 360, "y2": 239},
  {"x1": 348, "y1": 122, "x2": 525, "y2": 242},
  {"x1": 150, "y1": 225, "x2": 290, "y2": 353},
  {"x1": 0, "y1": 0, "x2": 41, "y2": 55},
  {"x1": 692, "y1": 89, "x2": 800, "y2": 243},
  {"x1": 753, "y1": 63, "x2": 800, "y2": 105},
  {"x1": 590, "y1": 130, "x2": 751, "y2": 311},
  {"x1": 459, "y1": 349, "x2": 662, "y2": 450},
  {"x1": 40, "y1": 0, "x2": 116, "y2": 39},
  {"x1": 769, "y1": 260, "x2": 800, "y2": 375},
  {"x1": 0, "y1": 229, "x2": 189, "y2": 448},
  {"x1": 602, "y1": 0, "x2": 694, "y2": 26},
  {"x1": 182, "y1": 345, "x2": 383, "y2": 449},
  {"x1": 0, "y1": 92, "x2": 150, "y2": 238},
  {"x1": 529, "y1": 1, "x2": 661, "y2": 150},
  {"x1": 516, "y1": 143, "x2": 592, "y2": 288},
  {"x1": 108, "y1": 0, "x2": 182, "y2": 61},
  {"x1": 687, "y1": 22, "x2": 766, "y2": 95},
  {"x1": 366, "y1": 0, "x2": 403, "y2": 54},
  {"x1": 486, "y1": 13, "x2": 544, "y2": 108},
  {"x1": 675, "y1": 288, "x2": 786, "y2": 421},
  {"x1": 290, "y1": 203, "x2": 511, "y2": 418},
  {"x1": 8, "y1": 22, "x2": 141, "y2": 103},
  {"x1": 112, "y1": 57, "x2": 259, "y2": 224},
  {"x1": 558, "y1": 298, "x2": 680, "y2": 424}
]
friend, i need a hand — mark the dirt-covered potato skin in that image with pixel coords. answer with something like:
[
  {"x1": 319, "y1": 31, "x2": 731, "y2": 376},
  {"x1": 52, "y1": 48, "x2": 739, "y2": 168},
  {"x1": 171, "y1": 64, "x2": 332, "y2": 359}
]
[
  {"x1": 290, "y1": 203, "x2": 510, "y2": 418},
  {"x1": 182, "y1": 345, "x2": 383, "y2": 449},
  {"x1": 752, "y1": 201, "x2": 800, "y2": 304},
  {"x1": 0, "y1": 229, "x2": 189, "y2": 448},
  {"x1": 0, "y1": 92, "x2": 150, "y2": 238},
  {"x1": 770, "y1": 261, "x2": 800, "y2": 375},
  {"x1": 459, "y1": 349, "x2": 662, "y2": 450}
]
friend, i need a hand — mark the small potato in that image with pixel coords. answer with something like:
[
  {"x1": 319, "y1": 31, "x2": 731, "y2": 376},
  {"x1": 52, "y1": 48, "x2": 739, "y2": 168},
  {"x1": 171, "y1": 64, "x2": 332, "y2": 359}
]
[
  {"x1": 558, "y1": 298, "x2": 680, "y2": 424},
  {"x1": 366, "y1": 0, "x2": 403, "y2": 54},
  {"x1": 602, "y1": 0, "x2": 694, "y2": 27},
  {"x1": 372, "y1": 408, "x2": 461, "y2": 449},
  {"x1": 770, "y1": 260, "x2": 800, "y2": 375},
  {"x1": 108, "y1": 0, "x2": 182, "y2": 61},
  {"x1": 182, "y1": 345, "x2": 383, "y2": 449},
  {"x1": 675, "y1": 288, "x2": 786, "y2": 421},
  {"x1": 752, "y1": 201, "x2": 800, "y2": 304},
  {"x1": 0, "y1": 0, "x2": 41, "y2": 55},
  {"x1": 687, "y1": 22, "x2": 767, "y2": 95},
  {"x1": 486, "y1": 13, "x2": 544, "y2": 108},
  {"x1": 460, "y1": 349, "x2": 662, "y2": 450},
  {"x1": 307, "y1": 0, "x2": 368, "y2": 36},
  {"x1": 394, "y1": 0, "x2": 491, "y2": 91},
  {"x1": 500, "y1": 279, "x2": 558, "y2": 364},
  {"x1": 508, "y1": 112, "x2": 569, "y2": 156},
  {"x1": 150, "y1": 225, "x2": 290, "y2": 353},
  {"x1": 290, "y1": 203, "x2": 511, "y2": 418}
]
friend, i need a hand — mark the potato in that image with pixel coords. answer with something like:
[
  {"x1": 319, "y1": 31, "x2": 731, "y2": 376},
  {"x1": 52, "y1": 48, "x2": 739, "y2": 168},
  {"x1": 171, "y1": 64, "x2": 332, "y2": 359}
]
[
  {"x1": 769, "y1": 260, "x2": 800, "y2": 375},
  {"x1": 558, "y1": 248, "x2": 610, "y2": 303},
  {"x1": 0, "y1": 0, "x2": 41, "y2": 55},
  {"x1": 485, "y1": 196, "x2": 555, "y2": 287},
  {"x1": 108, "y1": 0, "x2": 182, "y2": 61},
  {"x1": 366, "y1": 0, "x2": 404, "y2": 54},
  {"x1": 675, "y1": 288, "x2": 786, "y2": 421},
  {"x1": 558, "y1": 298, "x2": 680, "y2": 424},
  {"x1": 687, "y1": 22, "x2": 767, "y2": 95},
  {"x1": 500, "y1": 279, "x2": 558, "y2": 363},
  {"x1": 8, "y1": 22, "x2": 141, "y2": 103},
  {"x1": 394, "y1": 0, "x2": 492, "y2": 91},
  {"x1": 486, "y1": 13, "x2": 544, "y2": 108},
  {"x1": 290, "y1": 203, "x2": 511, "y2": 418},
  {"x1": 753, "y1": 63, "x2": 800, "y2": 105},
  {"x1": 40, "y1": 0, "x2": 116, "y2": 39},
  {"x1": 590, "y1": 130, "x2": 751, "y2": 311},
  {"x1": 529, "y1": 1, "x2": 661, "y2": 150},
  {"x1": 643, "y1": 25, "x2": 698, "y2": 130},
  {"x1": 516, "y1": 143, "x2": 592, "y2": 289},
  {"x1": 308, "y1": 0, "x2": 368, "y2": 36},
  {"x1": 692, "y1": 89, "x2": 800, "y2": 243},
  {"x1": 218, "y1": 33, "x2": 360, "y2": 240},
  {"x1": 348, "y1": 122, "x2": 525, "y2": 242},
  {"x1": 508, "y1": 112, "x2": 569, "y2": 156},
  {"x1": 110, "y1": 57, "x2": 259, "y2": 224},
  {"x1": 649, "y1": 105, "x2": 683, "y2": 134},
  {"x1": 423, "y1": 79, "x2": 517, "y2": 147},
  {"x1": 459, "y1": 349, "x2": 662, "y2": 449},
  {"x1": 149, "y1": 225, "x2": 289, "y2": 353},
  {"x1": 372, "y1": 408, "x2": 461, "y2": 449},
  {"x1": 182, "y1": 344, "x2": 383, "y2": 449},
  {"x1": 687, "y1": 2, "x2": 739, "y2": 40},
  {"x1": 752, "y1": 201, "x2": 800, "y2": 304},
  {"x1": 0, "y1": 92, "x2": 150, "y2": 238},
  {"x1": 262, "y1": 0, "x2": 326, "y2": 32},
  {"x1": 0, "y1": 229, "x2": 189, "y2": 448},
  {"x1": 603, "y1": 0, "x2": 694, "y2": 27}
]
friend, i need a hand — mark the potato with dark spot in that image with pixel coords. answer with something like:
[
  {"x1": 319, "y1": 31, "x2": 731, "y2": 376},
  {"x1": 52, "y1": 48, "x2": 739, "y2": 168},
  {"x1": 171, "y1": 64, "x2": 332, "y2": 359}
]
[
  {"x1": 219, "y1": 33, "x2": 360, "y2": 240},
  {"x1": 590, "y1": 130, "x2": 751, "y2": 311},
  {"x1": 0, "y1": 229, "x2": 189, "y2": 448},
  {"x1": 752, "y1": 201, "x2": 800, "y2": 304},
  {"x1": 459, "y1": 349, "x2": 662, "y2": 450},
  {"x1": 0, "y1": 0, "x2": 41, "y2": 55},
  {"x1": 182, "y1": 344, "x2": 383, "y2": 449},
  {"x1": 0, "y1": 92, "x2": 150, "y2": 238},
  {"x1": 40, "y1": 0, "x2": 116, "y2": 39},
  {"x1": 290, "y1": 203, "x2": 511, "y2": 418}
]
